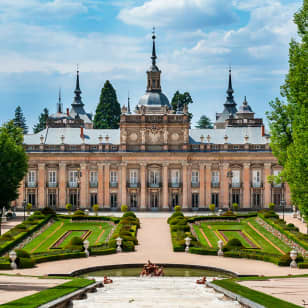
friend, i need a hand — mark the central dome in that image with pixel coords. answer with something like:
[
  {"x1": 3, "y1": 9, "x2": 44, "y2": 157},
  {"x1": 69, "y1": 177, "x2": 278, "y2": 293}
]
[{"x1": 138, "y1": 92, "x2": 170, "y2": 107}]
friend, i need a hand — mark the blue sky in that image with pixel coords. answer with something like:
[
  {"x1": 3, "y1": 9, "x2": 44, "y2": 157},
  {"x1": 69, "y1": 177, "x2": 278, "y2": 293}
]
[{"x1": 0, "y1": 0, "x2": 302, "y2": 131}]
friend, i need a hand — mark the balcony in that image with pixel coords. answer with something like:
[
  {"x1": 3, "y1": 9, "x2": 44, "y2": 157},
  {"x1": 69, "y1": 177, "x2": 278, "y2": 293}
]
[
  {"x1": 27, "y1": 182, "x2": 37, "y2": 188},
  {"x1": 231, "y1": 182, "x2": 241, "y2": 188},
  {"x1": 47, "y1": 182, "x2": 57, "y2": 188},
  {"x1": 127, "y1": 182, "x2": 140, "y2": 188},
  {"x1": 90, "y1": 182, "x2": 98, "y2": 188},
  {"x1": 147, "y1": 182, "x2": 161, "y2": 188},
  {"x1": 169, "y1": 182, "x2": 182, "y2": 188},
  {"x1": 68, "y1": 182, "x2": 78, "y2": 188},
  {"x1": 252, "y1": 182, "x2": 263, "y2": 188},
  {"x1": 191, "y1": 182, "x2": 200, "y2": 188},
  {"x1": 211, "y1": 182, "x2": 220, "y2": 188},
  {"x1": 109, "y1": 182, "x2": 118, "y2": 188}
]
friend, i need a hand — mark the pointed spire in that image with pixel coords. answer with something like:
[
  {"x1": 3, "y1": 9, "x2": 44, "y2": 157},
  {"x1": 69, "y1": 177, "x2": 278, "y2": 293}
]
[
  {"x1": 151, "y1": 27, "x2": 157, "y2": 67},
  {"x1": 127, "y1": 91, "x2": 131, "y2": 114},
  {"x1": 243, "y1": 95, "x2": 248, "y2": 105},
  {"x1": 226, "y1": 66, "x2": 234, "y2": 100},
  {"x1": 57, "y1": 88, "x2": 63, "y2": 113},
  {"x1": 73, "y1": 65, "x2": 84, "y2": 106}
]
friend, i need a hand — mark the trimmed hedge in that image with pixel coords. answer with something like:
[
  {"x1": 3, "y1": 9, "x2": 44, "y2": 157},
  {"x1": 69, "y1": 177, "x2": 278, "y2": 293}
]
[
  {"x1": 57, "y1": 215, "x2": 120, "y2": 223},
  {"x1": 189, "y1": 247, "x2": 217, "y2": 255},
  {"x1": 91, "y1": 247, "x2": 116, "y2": 255},
  {"x1": 298, "y1": 262, "x2": 308, "y2": 268},
  {"x1": 33, "y1": 251, "x2": 86, "y2": 263},
  {"x1": 223, "y1": 250, "x2": 281, "y2": 265},
  {"x1": 187, "y1": 212, "x2": 257, "y2": 223}
]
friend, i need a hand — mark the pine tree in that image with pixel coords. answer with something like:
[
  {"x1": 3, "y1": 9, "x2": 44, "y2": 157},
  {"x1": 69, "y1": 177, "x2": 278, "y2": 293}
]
[
  {"x1": 171, "y1": 91, "x2": 193, "y2": 119},
  {"x1": 13, "y1": 106, "x2": 28, "y2": 134},
  {"x1": 93, "y1": 80, "x2": 121, "y2": 129},
  {"x1": 33, "y1": 108, "x2": 49, "y2": 133},
  {"x1": 267, "y1": 0, "x2": 308, "y2": 213},
  {"x1": 196, "y1": 115, "x2": 213, "y2": 129}
]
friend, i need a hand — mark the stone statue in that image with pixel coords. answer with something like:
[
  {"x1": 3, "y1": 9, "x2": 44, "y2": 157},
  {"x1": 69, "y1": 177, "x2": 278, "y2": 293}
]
[{"x1": 164, "y1": 129, "x2": 168, "y2": 144}]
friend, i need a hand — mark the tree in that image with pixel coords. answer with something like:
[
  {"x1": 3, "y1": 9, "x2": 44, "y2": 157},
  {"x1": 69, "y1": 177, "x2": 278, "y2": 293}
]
[
  {"x1": 33, "y1": 108, "x2": 49, "y2": 133},
  {"x1": 171, "y1": 91, "x2": 193, "y2": 118},
  {"x1": 66, "y1": 203, "x2": 72, "y2": 215},
  {"x1": 121, "y1": 205, "x2": 128, "y2": 213},
  {"x1": 93, "y1": 204, "x2": 99, "y2": 216},
  {"x1": 0, "y1": 123, "x2": 28, "y2": 235},
  {"x1": 196, "y1": 115, "x2": 213, "y2": 129},
  {"x1": 266, "y1": 0, "x2": 308, "y2": 214},
  {"x1": 209, "y1": 204, "x2": 215, "y2": 214},
  {"x1": 93, "y1": 80, "x2": 121, "y2": 129},
  {"x1": 13, "y1": 106, "x2": 28, "y2": 134}
]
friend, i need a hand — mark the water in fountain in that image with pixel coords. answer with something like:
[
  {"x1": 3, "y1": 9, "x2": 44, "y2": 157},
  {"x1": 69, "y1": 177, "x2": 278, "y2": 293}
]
[{"x1": 73, "y1": 277, "x2": 240, "y2": 307}]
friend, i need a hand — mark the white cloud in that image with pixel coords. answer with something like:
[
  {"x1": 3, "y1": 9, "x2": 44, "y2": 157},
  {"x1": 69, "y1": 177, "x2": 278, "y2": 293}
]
[{"x1": 118, "y1": 0, "x2": 237, "y2": 29}]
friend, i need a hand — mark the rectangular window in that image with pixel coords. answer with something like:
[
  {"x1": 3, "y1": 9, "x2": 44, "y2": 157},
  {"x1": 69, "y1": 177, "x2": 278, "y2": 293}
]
[
  {"x1": 232, "y1": 191, "x2": 240, "y2": 206},
  {"x1": 171, "y1": 170, "x2": 180, "y2": 184},
  {"x1": 211, "y1": 193, "x2": 219, "y2": 207},
  {"x1": 150, "y1": 192, "x2": 159, "y2": 208},
  {"x1": 252, "y1": 170, "x2": 261, "y2": 187},
  {"x1": 28, "y1": 170, "x2": 36, "y2": 184},
  {"x1": 211, "y1": 171, "x2": 219, "y2": 183},
  {"x1": 232, "y1": 170, "x2": 240, "y2": 187},
  {"x1": 130, "y1": 193, "x2": 137, "y2": 208},
  {"x1": 90, "y1": 193, "x2": 97, "y2": 207},
  {"x1": 171, "y1": 193, "x2": 179, "y2": 208},
  {"x1": 110, "y1": 171, "x2": 118, "y2": 184},
  {"x1": 253, "y1": 192, "x2": 261, "y2": 207},
  {"x1": 48, "y1": 171, "x2": 56, "y2": 184},
  {"x1": 90, "y1": 171, "x2": 98, "y2": 184},
  {"x1": 110, "y1": 193, "x2": 117, "y2": 208},
  {"x1": 191, "y1": 171, "x2": 199, "y2": 184},
  {"x1": 192, "y1": 193, "x2": 199, "y2": 208},
  {"x1": 149, "y1": 170, "x2": 160, "y2": 185},
  {"x1": 273, "y1": 192, "x2": 281, "y2": 206},
  {"x1": 129, "y1": 170, "x2": 138, "y2": 184},
  {"x1": 69, "y1": 170, "x2": 78, "y2": 183},
  {"x1": 48, "y1": 191, "x2": 57, "y2": 208},
  {"x1": 27, "y1": 192, "x2": 36, "y2": 207}
]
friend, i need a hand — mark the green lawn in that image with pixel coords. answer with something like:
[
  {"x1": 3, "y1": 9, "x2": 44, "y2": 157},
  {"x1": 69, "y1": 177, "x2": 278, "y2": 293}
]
[
  {"x1": 193, "y1": 217, "x2": 290, "y2": 255},
  {"x1": 23, "y1": 219, "x2": 113, "y2": 253}
]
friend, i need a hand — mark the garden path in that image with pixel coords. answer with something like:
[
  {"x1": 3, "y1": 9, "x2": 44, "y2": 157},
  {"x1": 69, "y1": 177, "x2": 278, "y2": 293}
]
[
  {"x1": 3, "y1": 217, "x2": 308, "y2": 277},
  {"x1": 280, "y1": 213, "x2": 307, "y2": 234}
]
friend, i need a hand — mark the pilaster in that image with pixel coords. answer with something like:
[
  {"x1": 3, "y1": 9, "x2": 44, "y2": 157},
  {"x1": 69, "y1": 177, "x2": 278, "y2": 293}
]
[
  {"x1": 97, "y1": 163, "x2": 104, "y2": 207},
  {"x1": 80, "y1": 163, "x2": 88, "y2": 208},
  {"x1": 221, "y1": 163, "x2": 229, "y2": 208},
  {"x1": 182, "y1": 162, "x2": 188, "y2": 209},
  {"x1": 243, "y1": 162, "x2": 251, "y2": 208},
  {"x1": 140, "y1": 163, "x2": 147, "y2": 209},
  {"x1": 59, "y1": 163, "x2": 67, "y2": 207},
  {"x1": 121, "y1": 162, "x2": 127, "y2": 206},
  {"x1": 162, "y1": 163, "x2": 169, "y2": 209},
  {"x1": 38, "y1": 163, "x2": 46, "y2": 208},
  {"x1": 205, "y1": 163, "x2": 212, "y2": 207},
  {"x1": 104, "y1": 163, "x2": 110, "y2": 208},
  {"x1": 264, "y1": 163, "x2": 272, "y2": 208},
  {"x1": 199, "y1": 163, "x2": 205, "y2": 208}
]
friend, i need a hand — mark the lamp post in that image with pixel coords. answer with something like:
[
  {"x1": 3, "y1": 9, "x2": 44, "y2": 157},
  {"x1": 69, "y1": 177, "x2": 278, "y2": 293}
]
[
  {"x1": 227, "y1": 171, "x2": 233, "y2": 209},
  {"x1": 23, "y1": 199, "x2": 27, "y2": 221},
  {"x1": 280, "y1": 199, "x2": 286, "y2": 221}
]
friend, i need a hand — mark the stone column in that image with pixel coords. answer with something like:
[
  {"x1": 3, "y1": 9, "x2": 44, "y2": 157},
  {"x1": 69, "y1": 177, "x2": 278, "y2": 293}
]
[
  {"x1": 97, "y1": 163, "x2": 104, "y2": 207},
  {"x1": 59, "y1": 163, "x2": 67, "y2": 208},
  {"x1": 140, "y1": 163, "x2": 147, "y2": 209},
  {"x1": 182, "y1": 162, "x2": 188, "y2": 209},
  {"x1": 187, "y1": 164, "x2": 192, "y2": 209},
  {"x1": 104, "y1": 163, "x2": 110, "y2": 208},
  {"x1": 221, "y1": 163, "x2": 229, "y2": 208},
  {"x1": 121, "y1": 162, "x2": 127, "y2": 206},
  {"x1": 199, "y1": 163, "x2": 205, "y2": 208},
  {"x1": 38, "y1": 163, "x2": 46, "y2": 208},
  {"x1": 243, "y1": 163, "x2": 251, "y2": 208},
  {"x1": 80, "y1": 163, "x2": 88, "y2": 208},
  {"x1": 162, "y1": 163, "x2": 169, "y2": 209},
  {"x1": 205, "y1": 163, "x2": 212, "y2": 207},
  {"x1": 264, "y1": 163, "x2": 272, "y2": 208}
]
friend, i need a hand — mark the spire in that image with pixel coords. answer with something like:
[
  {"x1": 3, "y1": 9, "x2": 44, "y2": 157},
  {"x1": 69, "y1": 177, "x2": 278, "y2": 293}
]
[
  {"x1": 127, "y1": 92, "x2": 131, "y2": 114},
  {"x1": 151, "y1": 27, "x2": 157, "y2": 67},
  {"x1": 226, "y1": 66, "x2": 234, "y2": 103},
  {"x1": 73, "y1": 65, "x2": 84, "y2": 106},
  {"x1": 57, "y1": 88, "x2": 63, "y2": 113}
]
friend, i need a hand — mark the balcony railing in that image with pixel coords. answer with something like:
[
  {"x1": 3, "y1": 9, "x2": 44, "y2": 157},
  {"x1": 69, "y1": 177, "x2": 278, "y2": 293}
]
[
  {"x1": 27, "y1": 182, "x2": 37, "y2": 188},
  {"x1": 231, "y1": 182, "x2": 241, "y2": 188},
  {"x1": 127, "y1": 182, "x2": 140, "y2": 188},
  {"x1": 169, "y1": 182, "x2": 182, "y2": 188},
  {"x1": 68, "y1": 182, "x2": 78, "y2": 188},
  {"x1": 251, "y1": 182, "x2": 263, "y2": 188},
  {"x1": 191, "y1": 182, "x2": 200, "y2": 188},
  {"x1": 47, "y1": 182, "x2": 57, "y2": 188},
  {"x1": 109, "y1": 182, "x2": 118, "y2": 188},
  {"x1": 147, "y1": 182, "x2": 161, "y2": 188},
  {"x1": 211, "y1": 182, "x2": 220, "y2": 188},
  {"x1": 90, "y1": 182, "x2": 98, "y2": 188}
]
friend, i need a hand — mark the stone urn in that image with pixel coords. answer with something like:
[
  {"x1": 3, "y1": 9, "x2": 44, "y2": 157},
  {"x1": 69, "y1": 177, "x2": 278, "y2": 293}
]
[
  {"x1": 83, "y1": 240, "x2": 90, "y2": 257},
  {"x1": 185, "y1": 237, "x2": 191, "y2": 253},
  {"x1": 116, "y1": 237, "x2": 122, "y2": 253},
  {"x1": 217, "y1": 240, "x2": 224, "y2": 256},
  {"x1": 9, "y1": 251, "x2": 17, "y2": 269},
  {"x1": 290, "y1": 250, "x2": 297, "y2": 268}
]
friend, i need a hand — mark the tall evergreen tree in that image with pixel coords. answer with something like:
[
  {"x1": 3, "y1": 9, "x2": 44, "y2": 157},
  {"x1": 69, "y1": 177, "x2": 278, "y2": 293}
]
[
  {"x1": 93, "y1": 80, "x2": 121, "y2": 129},
  {"x1": 33, "y1": 108, "x2": 49, "y2": 133},
  {"x1": 171, "y1": 91, "x2": 194, "y2": 119},
  {"x1": 196, "y1": 115, "x2": 213, "y2": 129},
  {"x1": 267, "y1": 0, "x2": 308, "y2": 213},
  {"x1": 13, "y1": 106, "x2": 28, "y2": 134}
]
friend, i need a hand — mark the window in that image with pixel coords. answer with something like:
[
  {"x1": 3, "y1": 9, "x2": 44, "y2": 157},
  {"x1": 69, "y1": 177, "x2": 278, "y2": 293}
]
[
  {"x1": 211, "y1": 193, "x2": 219, "y2": 207},
  {"x1": 211, "y1": 171, "x2": 219, "y2": 183},
  {"x1": 90, "y1": 171, "x2": 98, "y2": 184},
  {"x1": 27, "y1": 192, "x2": 36, "y2": 207},
  {"x1": 48, "y1": 191, "x2": 57, "y2": 208},
  {"x1": 232, "y1": 191, "x2": 240, "y2": 206},
  {"x1": 171, "y1": 170, "x2": 180, "y2": 184},
  {"x1": 171, "y1": 193, "x2": 179, "y2": 208},
  {"x1": 48, "y1": 171, "x2": 56, "y2": 184},
  {"x1": 110, "y1": 171, "x2": 118, "y2": 184},
  {"x1": 110, "y1": 193, "x2": 117, "y2": 208},
  {"x1": 129, "y1": 170, "x2": 138, "y2": 184},
  {"x1": 69, "y1": 170, "x2": 78, "y2": 184},
  {"x1": 149, "y1": 170, "x2": 160, "y2": 185},
  {"x1": 191, "y1": 171, "x2": 199, "y2": 184},
  {"x1": 192, "y1": 193, "x2": 199, "y2": 209},
  {"x1": 273, "y1": 192, "x2": 281, "y2": 206},
  {"x1": 130, "y1": 193, "x2": 137, "y2": 208},
  {"x1": 28, "y1": 170, "x2": 36, "y2": 184},
  {"x1": 69, "y1": 191, "x2": 79, "y2": 208},
  {"x1": 252, "y1": 170, "x2": 261, "y2": 187},
  {"x1": 253, "y1": 192, "x2": 261, "y2": 207},
  {"x1": 150, "y1": 192, "x2": 159, "y2": 208},
  {"x1": 231, "y1": 170, "x2": 240, "y2": 187},
  {"x1": 90, "y1": 193, "x2": 97, "y2": 207}
]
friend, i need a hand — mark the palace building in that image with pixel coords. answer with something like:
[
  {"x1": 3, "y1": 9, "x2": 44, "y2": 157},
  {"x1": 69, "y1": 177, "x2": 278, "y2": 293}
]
[{"x1": 15, "y1": 33, "x2": 291, "y2": 211}]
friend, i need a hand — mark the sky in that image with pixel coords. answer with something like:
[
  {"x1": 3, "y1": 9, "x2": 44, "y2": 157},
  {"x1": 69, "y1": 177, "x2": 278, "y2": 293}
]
[{"x1": 0, "y1": 0, "x2": 302, "y2": 131}]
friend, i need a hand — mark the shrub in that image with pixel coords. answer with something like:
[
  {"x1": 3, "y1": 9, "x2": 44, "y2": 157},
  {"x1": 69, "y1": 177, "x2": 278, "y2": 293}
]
[
  {"x1": 15, "y1": 249, "x2": 31, "y2": 258},
  {"x1": 15, "y1": 224, "x2": 28, "y2": 231},
  {"x1": 73, "y1": 209, "x2": 85, "y2": 216},
  {"x1": 18, "y1": 257, "x2": 35, "y2": 268},
  {"x1": 277, "y1": 253, "x2": 304, "y2": 266},
  {"x1": 209, "y1": 204, "x2": 215, "y2": 214},
  {"x1": 1, "y1": 233, "x2": 14, "y2": 241},
  {"x1": 92, "y1": 204, "x2": 99, "y2": 216},
  {"x1": 91, "y1": 248, "x2": 116, "y2": 256},
  {"x1": 34, "y1": 252, "x2": 86, "y2": 263},
  {"x1": 121, "y1": 205, "x2": 128, "y2": 213},
  {"x1": 174, "y1": 205, "x2": 181, "y2": 212},
  {"x1": 65, "y1": 236, "x2": 83, "y2": 250},
  {"x1": 268, "y1": 203, "x2": 275, "y2": 211},
  {"x1": 123, "y1": 211, "x2": 137, "y2": 218},
  {"x1": 224, "y1": 238, "x2": 244, "y2": 251},
  {"x1": 66, "y1": 203, "x2": 72, "y2": 214},
  {"x1": 167, "y1": 212, "x2": 184, "y2": 223},
  {"x1": 232, "y1": 203, "x2": 238, "y2": 211},
  {"x1": 222, "y1": 210, "x2": 235, "y2": 217},
  {"x1": 26, "y1": 203, "x2": 32, "y2": 214},
  {"x1": 41, "y1": 207, "x2": 56, "y2": 215},
  {"x1": 122, "y1": 240, "x2": 134, "y2": 252},
  {"x1": 108, "y1": 239, "x2": 117, "y2": 248},
  {"x1": 189, "y1": 247, "x2": 217, "y2": 255}
]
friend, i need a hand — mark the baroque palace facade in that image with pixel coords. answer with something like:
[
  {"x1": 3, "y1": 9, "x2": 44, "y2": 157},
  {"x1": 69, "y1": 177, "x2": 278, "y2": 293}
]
[{"x1": 15, "y1": 34, "x2": 291, "y2": 211}]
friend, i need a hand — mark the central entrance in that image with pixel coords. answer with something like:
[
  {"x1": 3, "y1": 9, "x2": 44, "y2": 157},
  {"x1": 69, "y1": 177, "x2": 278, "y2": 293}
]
[{"x1": 150, "y1": 192, "x2": 159, "y2": 209}]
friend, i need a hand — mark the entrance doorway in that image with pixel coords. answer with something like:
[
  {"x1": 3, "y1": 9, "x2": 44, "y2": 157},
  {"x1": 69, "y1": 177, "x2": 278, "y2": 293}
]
[{"x1": 150, "y1": 192, "x2": 159, "y2": 209}]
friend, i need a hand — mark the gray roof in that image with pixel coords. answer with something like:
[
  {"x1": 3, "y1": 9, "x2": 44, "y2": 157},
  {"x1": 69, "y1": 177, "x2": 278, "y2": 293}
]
[
  {"x1": 138, "y1": 92, "x2": 170, "y2": 107},
  {"x1": 24, "y1": 127, "x2": 120, "y2": 145},
  {"x1": 189, "y1": 126, "x2": 268, "y2": 144}
]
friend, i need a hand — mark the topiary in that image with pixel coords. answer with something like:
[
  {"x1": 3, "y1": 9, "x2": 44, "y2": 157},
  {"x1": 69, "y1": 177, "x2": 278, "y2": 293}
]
[
  {"x1": 73, "y1": 210, "x2": 85, "y2": 216},
  {"x1": 123, "y1": 211, "x2": 136, "y2": 218},
  {"x1": 167, "y1": 212, "x2": 184, "y2": 223},
  {"x1": 222, "y1": 210, "x2": 235, "y2": 216},
  {"x1": 15, "y1": 249, "x2": 31, "y2": 259},
  {"x1": 1, "y1": 233, "x2": 14, "y2": 241},
  {"x1": 268, "y1": 203, "x2": 275, "y2": 211},
  {"x1": 224, "y1": 238, "x2": 244, "y2": 251},
  {"x1": 65, "y1": 236, "x2": 84, "y2": 250},
  {"x1": 121, "y1": 205, "x2": 128, "y2": 213},
  {"x1": 41, "y1": 207, "x2": 56, "y2": 215},
  {"x1": 122, "y1": 240, "x2": 134, "y2": 252},
  {"x1": 174, "y1": 205, "x2": 181, "y2": 213}
]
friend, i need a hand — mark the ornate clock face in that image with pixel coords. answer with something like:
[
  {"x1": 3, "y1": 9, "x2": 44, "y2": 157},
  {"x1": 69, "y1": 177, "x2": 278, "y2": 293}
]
[
  {"x1": 171, "y1": 133, "x2": 179, "y2": 141},
  {"x1": 129, "y1": 133, "x2": 138, "y2": 141}
]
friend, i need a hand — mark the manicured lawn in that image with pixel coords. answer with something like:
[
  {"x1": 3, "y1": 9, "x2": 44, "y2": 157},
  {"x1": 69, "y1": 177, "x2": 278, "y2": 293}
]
[
  {"x1": 0, "y1": 278, "x2": 94, "y2": 308},
  {"x1": 23, "y1": 219, "x2": 113, "y2": 253},
  {"x1": 193, "y1": 217, "x2": 290, "y2": 255}
]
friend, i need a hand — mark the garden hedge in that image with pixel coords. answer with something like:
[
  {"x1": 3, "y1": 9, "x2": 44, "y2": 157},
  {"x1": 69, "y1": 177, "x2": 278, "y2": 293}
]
[
  {"x1": 189, "y1": 247, "x2": 217, "y2": 255},
  {"x1": 33, "y1": 251, "x2": 86, "y2": 263},
  {"x1": 187, "y1": 212, "x2": 257, "y2": 223}
]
